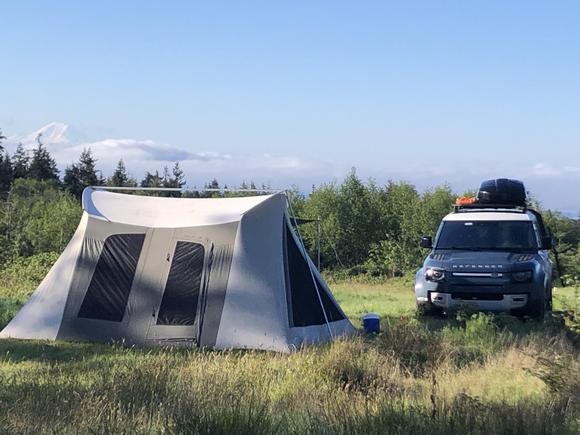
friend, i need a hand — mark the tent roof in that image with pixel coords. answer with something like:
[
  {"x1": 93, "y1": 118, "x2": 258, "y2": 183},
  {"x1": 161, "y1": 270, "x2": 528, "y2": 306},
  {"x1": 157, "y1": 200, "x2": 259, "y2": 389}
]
[{"x1": 82, "y1": 188, "x2": 280, "y2": 228}]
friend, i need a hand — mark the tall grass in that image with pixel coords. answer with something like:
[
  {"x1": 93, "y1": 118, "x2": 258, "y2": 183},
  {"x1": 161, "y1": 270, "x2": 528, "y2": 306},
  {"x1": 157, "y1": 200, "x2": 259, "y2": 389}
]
[{"x1": 0, "y1": 262, "x2": 578, "y2": 434}]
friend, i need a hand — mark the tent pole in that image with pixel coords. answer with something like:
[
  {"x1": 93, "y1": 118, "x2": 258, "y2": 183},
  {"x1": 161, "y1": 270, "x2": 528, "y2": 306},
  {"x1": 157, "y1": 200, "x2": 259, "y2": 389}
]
[
  {"x1": 285, "y1": 193, "x2": 333, "y2": 339},
  {"x1": 90, "y1": 186, "x2": 283, "y2": 194},
  {"x1": 317, "y1": 217, "x2": 321, "y2": 269}
]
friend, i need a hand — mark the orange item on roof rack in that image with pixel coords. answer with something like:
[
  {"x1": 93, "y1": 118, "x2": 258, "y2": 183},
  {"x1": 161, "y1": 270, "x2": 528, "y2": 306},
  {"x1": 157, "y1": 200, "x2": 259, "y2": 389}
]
[{"x1": 455, "y1": 196, "x2": 478, "y2": 205}]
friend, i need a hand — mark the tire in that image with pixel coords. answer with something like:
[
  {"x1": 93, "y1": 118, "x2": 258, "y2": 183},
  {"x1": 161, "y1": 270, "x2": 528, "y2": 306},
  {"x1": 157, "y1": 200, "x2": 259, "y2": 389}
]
[
  {"x1": 526, "y1": 295, "x2": 547, "y2": 319},
  {"x1": 416, "y1": 302, "x2": 442, "y2": 317}
]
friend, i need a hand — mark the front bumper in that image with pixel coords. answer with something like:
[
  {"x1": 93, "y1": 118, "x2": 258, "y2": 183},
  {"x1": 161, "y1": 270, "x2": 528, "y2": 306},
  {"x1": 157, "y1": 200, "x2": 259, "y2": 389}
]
[{"x1": 429, "y1": 292, "x2": 528, "y2": 311}]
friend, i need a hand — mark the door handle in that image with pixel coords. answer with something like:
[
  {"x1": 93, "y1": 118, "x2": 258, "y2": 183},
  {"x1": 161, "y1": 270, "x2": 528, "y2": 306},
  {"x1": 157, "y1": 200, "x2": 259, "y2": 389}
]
[{"x1": 166, "y1": 253, "x2": 171, "y2": 262}]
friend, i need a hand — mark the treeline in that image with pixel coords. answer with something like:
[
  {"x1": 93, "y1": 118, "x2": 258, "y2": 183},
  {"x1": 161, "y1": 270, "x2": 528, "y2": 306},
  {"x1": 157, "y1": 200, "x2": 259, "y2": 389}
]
[
  {"x1": 291, "y1": 173, "x2": 579, "y2": 281},
  {"x1": 0, "y1": 132, "x2": 188, "y2": 198},
  {"x1": 0, "y1": 129, "x2": 578, "y2": 281},
  {"x1": 291, "y1": 174, "x2": 460, "y2": 275}
]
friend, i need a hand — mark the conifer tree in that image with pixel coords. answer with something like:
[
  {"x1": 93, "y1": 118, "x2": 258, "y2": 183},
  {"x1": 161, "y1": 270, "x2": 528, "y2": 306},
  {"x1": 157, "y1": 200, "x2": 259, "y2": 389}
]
[
  {"x1": 12, "y1": 143, "x2": 29, "y2": 180},
  {"x1": 27, "y1": 133, "x2": 59, "y2": 183},
  {"x1": 0, "y1": 152, "x2": 14, "y2": 194},
  {"x1": 0, "y1": 128, "x2": 6, "y2": 152},
  {"x1": 172, "y1": 162, "x2": 185, "y2": 188},
  {"x1": 63, "y1": 148, "x2": 101, "y2": 198},
  {"x1": 78, "y1": 148, "x2": 100, "y2": 187},
  {"x1": 63, "y1": 163, "x2": 83, "y2": 198},
  {"x1": 162, "y1": 162, "x2": 185, "y2": 189},
  {"x1": 108, "y1": 159, "x2": 136, "y2": 187},
  {"x1": 140, "y1": 170, "x2": 163, "y2": 188}
]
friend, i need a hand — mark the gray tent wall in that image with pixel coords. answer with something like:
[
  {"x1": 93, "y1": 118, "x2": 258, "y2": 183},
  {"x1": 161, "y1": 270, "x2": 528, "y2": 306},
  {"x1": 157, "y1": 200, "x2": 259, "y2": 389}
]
[{"x1": 0, "y1": 189, "x2": 355, "y2": 351}]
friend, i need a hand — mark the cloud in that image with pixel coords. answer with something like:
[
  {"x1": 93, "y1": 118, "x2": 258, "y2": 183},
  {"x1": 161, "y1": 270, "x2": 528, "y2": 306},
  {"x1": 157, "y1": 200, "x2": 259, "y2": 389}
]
[
  {"x1": 531, "y1": 163, "x2": 562, "y2": 177},
  {"x1": 58, "y1": 138, "x2": 220, "y2": 163},
  {"x1": 528, "y1": 162, "x2": 580, "y2": 178},
  {"x1": 3, "y1": 122, "x2": 325, "y2": 188}
]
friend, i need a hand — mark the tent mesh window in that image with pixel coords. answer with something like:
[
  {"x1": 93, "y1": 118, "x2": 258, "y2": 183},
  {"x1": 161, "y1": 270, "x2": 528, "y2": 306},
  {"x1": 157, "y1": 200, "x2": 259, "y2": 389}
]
[
  {"x1": 78, "y1": 233, "x2": 145, "y2": 322},
  {"x1": 156, "y1": 241, "x2": 205, "y2": 325},
  {"x1": 285, "y1": 224, "x2": 345, "y2": 326}
]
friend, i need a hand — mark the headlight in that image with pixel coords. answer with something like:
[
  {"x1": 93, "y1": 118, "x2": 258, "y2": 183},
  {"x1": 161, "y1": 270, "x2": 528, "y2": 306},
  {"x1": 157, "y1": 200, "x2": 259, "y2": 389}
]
[
  {"x1": 512, "y1": 270, "x2": 533, "y2": 283},
  {"x1": 425, "y1": 268, "x2": 445, "y2": 282}
]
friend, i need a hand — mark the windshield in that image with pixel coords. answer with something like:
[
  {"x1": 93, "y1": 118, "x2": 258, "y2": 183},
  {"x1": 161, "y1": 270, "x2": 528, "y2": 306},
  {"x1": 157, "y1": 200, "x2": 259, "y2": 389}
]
[{"x1": 436, "y1": 221, "x2": 538, "y2": 251}]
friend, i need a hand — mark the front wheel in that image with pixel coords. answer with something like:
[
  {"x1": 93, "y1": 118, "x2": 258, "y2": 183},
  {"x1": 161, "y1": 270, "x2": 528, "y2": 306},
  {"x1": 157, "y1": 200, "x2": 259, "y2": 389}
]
[
  {"x1": 416, "y1": 302, "x2": 442, "y2": 317},
  {"x1": 526, "y1": 294, "x2": 549, "y2": 319}
]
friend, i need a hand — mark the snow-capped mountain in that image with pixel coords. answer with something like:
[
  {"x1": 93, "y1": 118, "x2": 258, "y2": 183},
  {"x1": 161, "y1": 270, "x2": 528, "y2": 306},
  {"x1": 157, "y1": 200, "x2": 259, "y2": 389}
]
[
  {"x1": 4, "y1": 122, "x2": 198, "y2": 164},
  {"x1": 6, "y1": 122, "x2": 90, "y2": 151},
  {"x1": 1, "y1": 123, "x2": 314, "y2": 184}
]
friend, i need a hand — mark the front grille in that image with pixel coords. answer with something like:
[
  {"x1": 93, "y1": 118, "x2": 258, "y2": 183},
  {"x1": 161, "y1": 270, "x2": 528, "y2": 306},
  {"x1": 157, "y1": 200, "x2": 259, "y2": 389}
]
[{"x1": 451, "y1": 293, "x2": 503, "y2": 301}]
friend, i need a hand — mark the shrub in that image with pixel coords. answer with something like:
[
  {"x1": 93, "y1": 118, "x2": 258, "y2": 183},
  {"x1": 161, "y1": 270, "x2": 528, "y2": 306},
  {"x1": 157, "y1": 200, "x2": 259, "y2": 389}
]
[{"x1": 0, "y1": 252, "x2": 59, "y2": 300}]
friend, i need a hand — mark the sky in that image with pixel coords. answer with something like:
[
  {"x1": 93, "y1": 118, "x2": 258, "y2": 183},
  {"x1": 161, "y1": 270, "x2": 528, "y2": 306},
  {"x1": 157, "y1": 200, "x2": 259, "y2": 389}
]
[{"x1": 1, "y1": 1, "x2": 579, "y2": 214}]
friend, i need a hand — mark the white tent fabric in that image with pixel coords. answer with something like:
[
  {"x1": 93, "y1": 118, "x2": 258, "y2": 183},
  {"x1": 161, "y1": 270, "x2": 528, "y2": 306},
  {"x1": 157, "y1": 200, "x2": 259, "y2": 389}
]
[{"x1": 1, "y1": 189, "x2": 355, "y2": 351}]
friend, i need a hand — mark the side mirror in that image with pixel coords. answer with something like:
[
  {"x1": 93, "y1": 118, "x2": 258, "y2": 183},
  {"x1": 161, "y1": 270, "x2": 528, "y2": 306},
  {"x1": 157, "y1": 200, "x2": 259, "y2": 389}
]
[
  {"x1": 542, "y1": 236, "x2": 554, "y2": 250},
  {"x1": 420, "y1": 236, "x2": 433, "y2": 249}
]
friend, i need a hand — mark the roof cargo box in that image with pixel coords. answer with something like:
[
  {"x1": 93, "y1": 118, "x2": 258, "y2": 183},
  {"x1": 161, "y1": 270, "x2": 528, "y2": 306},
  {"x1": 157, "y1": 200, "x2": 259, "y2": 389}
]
[{"x1": 477, "y1": 178, "x2": 526, "y2": 206}]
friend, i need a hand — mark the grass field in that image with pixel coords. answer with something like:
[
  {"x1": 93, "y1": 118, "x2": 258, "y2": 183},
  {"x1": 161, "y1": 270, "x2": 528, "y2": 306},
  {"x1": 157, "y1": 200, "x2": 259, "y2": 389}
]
[{"x1": 0, "y1": 266, "x2": 578, "y2": 434}]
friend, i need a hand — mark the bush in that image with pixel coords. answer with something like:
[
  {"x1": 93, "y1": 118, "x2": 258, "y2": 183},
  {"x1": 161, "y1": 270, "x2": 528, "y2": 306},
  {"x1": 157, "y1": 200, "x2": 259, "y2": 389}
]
[
  {"x1": 0, "y1": 179, "x2": 81, "y2": 263},
  {"x1": 0, "y1": 252, "x2": 59, "y2": 300}
]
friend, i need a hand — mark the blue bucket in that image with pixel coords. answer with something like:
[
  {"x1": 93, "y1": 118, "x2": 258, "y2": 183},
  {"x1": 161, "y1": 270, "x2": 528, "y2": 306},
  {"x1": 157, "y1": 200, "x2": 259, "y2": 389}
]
[{"x1": 362, "y1": 313, "x2": 380, "y2": 334}]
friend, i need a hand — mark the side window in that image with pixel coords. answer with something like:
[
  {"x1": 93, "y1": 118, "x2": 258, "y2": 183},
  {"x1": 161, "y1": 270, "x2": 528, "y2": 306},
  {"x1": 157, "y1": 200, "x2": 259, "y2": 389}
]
[
  {"x1": 532, "y1": 223, "x2": 542, "y2": 248},
  {"x1": 78, "y1": 233, "x2": 145, "y2": 322},
  {"x1": 156, "y1": 241, "x2": 205, "y2": 325}
]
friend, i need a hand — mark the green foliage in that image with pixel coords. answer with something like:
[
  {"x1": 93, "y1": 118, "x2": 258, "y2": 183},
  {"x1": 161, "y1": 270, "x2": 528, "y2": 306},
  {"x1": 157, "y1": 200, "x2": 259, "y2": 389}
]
[
  {"x1": 0, "y1": 179, "x2": 81, "y2": 263},
  {"x1": 11, "y1": 143, "x2": 29, "y2": 180},
  {"x1": 63, "y1": 148, "x2": 102, "y2": 199},
  {"x1": 0, "y1": 152, "x2": 14, "y2": 195},
  {"x1": 298, "y1": 174, "x2": 455, "y2": 276},
  {"x1": 544, "y1": 210, "x2": 580, "y2": 282},
  {"x1": 27, "y1": 134, "x2": 60, "y2": 183},
  {"x1": 0, "y1": 252, "x2": 59, "y2": 329},
  {"x1": 140, "y1": 170, "x2": 163, "y2": 188},
  {"x1": 108, "y1": 159, "x2": 137, "y2": 187},
  {"x1": 0, "y1": 252, "x2": 60, "y2": 294},
  {"x1": 0, "y1": 278, "x2": 578, "y2": 433},
  {"x1": 299, "y1": 169, "x2": 387, "y2": 268}
]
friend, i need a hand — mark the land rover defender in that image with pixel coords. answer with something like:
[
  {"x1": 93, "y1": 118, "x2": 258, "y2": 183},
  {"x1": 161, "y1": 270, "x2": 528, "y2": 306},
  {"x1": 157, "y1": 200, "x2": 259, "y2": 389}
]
[{"x1": 415, "y1": 179, "x2": 554, "y2": 318}]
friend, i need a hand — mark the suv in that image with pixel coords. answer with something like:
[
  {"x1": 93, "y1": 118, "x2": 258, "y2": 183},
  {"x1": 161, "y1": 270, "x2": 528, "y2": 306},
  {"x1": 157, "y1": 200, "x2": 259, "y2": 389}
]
[{"x1": 415, "y1": 179, "x2": 554, "y2": 318}]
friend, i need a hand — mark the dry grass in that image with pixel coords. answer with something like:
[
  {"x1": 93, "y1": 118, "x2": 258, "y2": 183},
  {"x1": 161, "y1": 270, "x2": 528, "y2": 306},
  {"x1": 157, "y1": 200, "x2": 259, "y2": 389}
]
[{"x1": 0, "y1": 269, "x2": 578, "y2": 433}]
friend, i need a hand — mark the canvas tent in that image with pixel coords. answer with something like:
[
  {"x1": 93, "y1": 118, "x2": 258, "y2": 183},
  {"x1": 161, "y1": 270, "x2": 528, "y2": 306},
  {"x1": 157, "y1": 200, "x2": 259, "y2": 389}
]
[{"x1": 0, "y1": 188, "x2": 354, "y2": 351}]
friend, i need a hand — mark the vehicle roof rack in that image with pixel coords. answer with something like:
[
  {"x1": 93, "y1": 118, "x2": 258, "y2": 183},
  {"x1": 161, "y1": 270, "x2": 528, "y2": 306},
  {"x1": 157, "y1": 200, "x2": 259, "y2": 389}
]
[{"x1": 453, "y1": 203, "x2": 528, "y2": 213}]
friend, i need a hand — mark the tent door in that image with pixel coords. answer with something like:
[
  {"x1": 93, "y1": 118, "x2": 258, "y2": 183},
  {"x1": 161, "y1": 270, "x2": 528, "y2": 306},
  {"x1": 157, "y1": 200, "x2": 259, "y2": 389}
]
[{"x1": 145, "y1": 235, "x2": 208, "y2": 343}]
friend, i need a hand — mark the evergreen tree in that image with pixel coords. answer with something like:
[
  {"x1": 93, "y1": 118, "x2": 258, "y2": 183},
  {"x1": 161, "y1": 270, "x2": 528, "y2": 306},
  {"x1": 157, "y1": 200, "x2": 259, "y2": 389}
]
[
  {"x1": 0, "y1": 130, "x2": 12, "y2": 193},
  {"x1": 63, "y1": 148, "x2": 101, "y2": 199},
  {"x1": 206, "y1": 178, "x2": 219, "y2": 189},
  {"x1": 141, "y1": 170, "x2": 163, "y2": 188},
  {"x1": 162, "y1": 162, "x2": 185, "y2": 188},
  {"x1": 172, "y1": 162, "x2": 185, "y2": 188},
  {"x1": 12, "y1": 143, "x2": 29, "y2": 179},
  {"x1": 63, "y1": 163, "x2": 83, "y2": 198},
  {"x1": 202, "y1": 178, "x2": 220, "y2": 197},
  {"x1": 27, "y1": 134, "x2": 59, "y2": 183},
  {"x1": 0, "y1": 128, "x2": 6, "y2": 152},
  {"x1": 78, "y1": 148, "x2": 100, "y2": 187},
  {"x1": 0, "y1": 152, "x2": 14, "y2": 194},
  {"x1": 156, "y1": 162, "x2": 186, "y2": 197},
  {"x1": 108, "y1": 159, "x2": 136, "y2": 187},
  {"x1": 162, "y1": 166, "x2": 171, "y2": 186}
]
